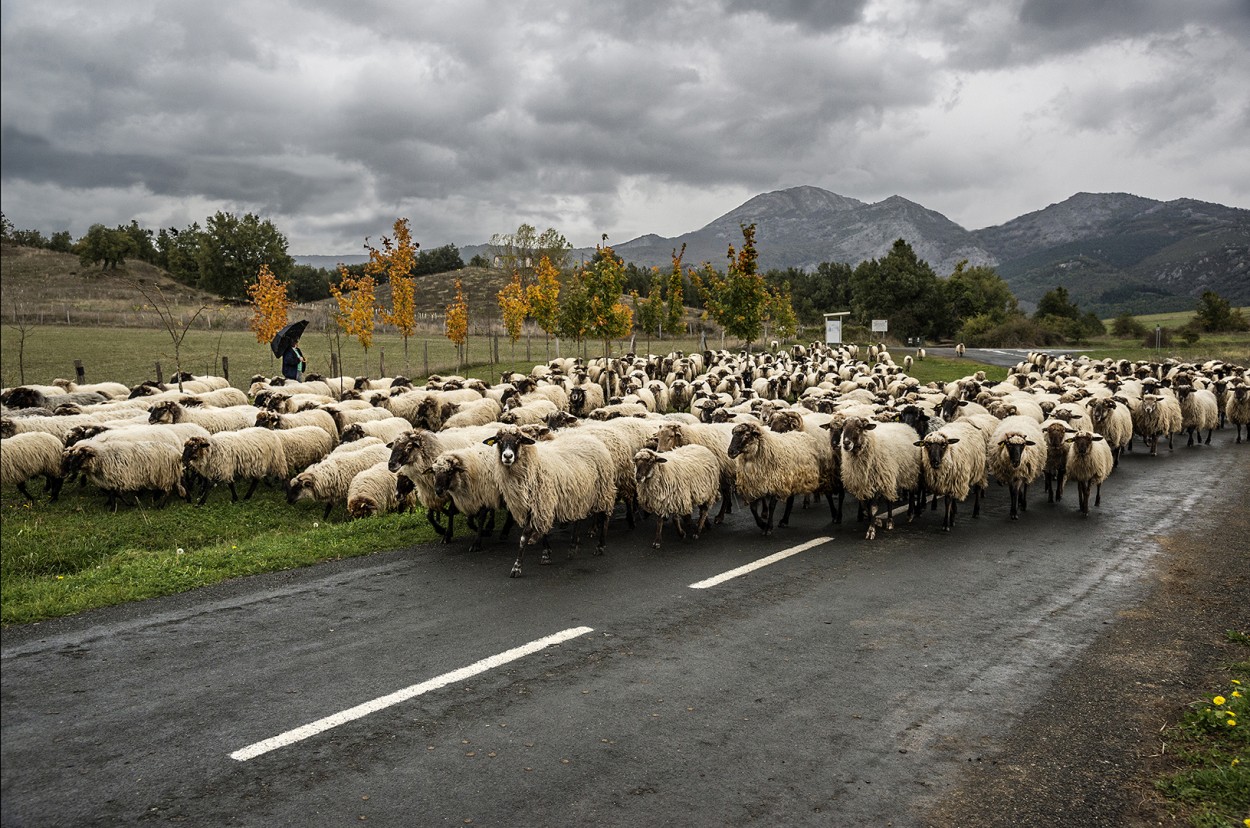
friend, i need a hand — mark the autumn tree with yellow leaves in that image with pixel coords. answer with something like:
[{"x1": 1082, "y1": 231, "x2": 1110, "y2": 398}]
[
  {"x1": 246, "y1": 263, "x2": 292, "y2": 352},
  {"x1": 330, "y1": 266, "x2": 378, "y2": 374},
  {"x1": 369, "y1": 217, "x2": 420, "y2": 374},
  {"x1": 445, "y1": 278, "x2": 469, "y2": 371},
  {"x1": 691, "y1": 223, "x2": 770, "y2": 351},
  {"x1": 497, "y1": 271, "x2": 529, "y2": 356},
  {"x1": 526, "y1": 255, "x2": 562, "y2": 355},
  {"x1": 584, "y1": 237, "x2": 633, "y2": 359}
]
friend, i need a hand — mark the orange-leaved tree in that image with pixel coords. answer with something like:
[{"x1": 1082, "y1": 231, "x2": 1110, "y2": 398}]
[
  {"x1": 246, "y1": 264, "x2": 292, "y2": 359},
  {"x1": 330, "y1": 266, "x2": 378, "y2": 375},
  {"x1": 526, "y1": 255, "x2": 561, "y2": 356},
  {"x1": 497, "y1": 271, "x2": 529, "y2": 356},
  {"x1": 691, "y1": 223, "x2": 768, "y2": 351},
  {"x1": 584, "y1": 236, "x2": 633, "y2": 358},
  {"x1": 666, "y1": 244, "x2": 686, "y2": 336},
  {"x1": 445, "y1": 278, "x2": 469, "y2": 371},
  {"x1": 370, "y1": 217, "x2": 419, "y2": 374}
]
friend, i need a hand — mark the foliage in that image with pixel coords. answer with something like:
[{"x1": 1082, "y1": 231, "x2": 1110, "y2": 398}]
[
  {"x1": 526, "y1": 255, "x2": 562, "y2": 343},
  {"x1": 445, "y1": 278, "x2": 469, "y2": 349},
  {"x1": 767, "y1": 282, "x2": 799, "y2": 341},
  {"x1": 288, "y1": 264, "x2": 333, "y2": 302},
  {"x1": 468, "y1": 253, "x2": 491, "y2": 268},
  {"x1": 120, "y1": 220, "x2": 160, "y2": 264},
  {"x1": 850, "y1": 238, "x2": 947, "y2": 342},
  {"x1": 370, "y1": 218, "x2": 420, "y2": 372},
  {"x1": 1111, "y1": 311, "x2": 1149, "y2": 338},
  {"x1": 330, "y1": 267, "x2": 378, "y2": 363},
  {"x1": 412, "y1": 243, "x2": 464, "y2": 276},
  {"x1": 556, "y1": 268, "x2": 593, "y2": 347},
  {"x1": 156, "y1": 224, "x2": 204, "y2": 286},
  {"x1": 497, "y1": 271, "x2": 529, "y2": 344},
  {"x1": 959, "y1": 313, "x2": 1065, "y2": 348},
  {"x1": 692, "y1": 223, "x2": 771, "y2": 349},
  {"x1": 584, "y1": 238, "x2": 633, "y2": 354},
  {"x1": 1195, "y1": 290, "x2": 1249, "y2": 333},
  {"x1": 1034, "y1": 285, "x2": 1082, "y2": 320},
  {"x1": 489, "y1": 223, "x2": 572, "y2": 273},
  {"x1": 666, "y1": 245, "x2": 686, "y2": 334},
  {"x1": 76, "y1": 224, "x2": 137, "y2": 271},
  {"x1": 194, "y1": 212, "x2": 294, "y2": 300},
  {"x1": 944, "y1": 260, "x2": 1018, "y2": 329},
  {"x1": 631, "y1": 268, "x2": 666, "y2": 339},
  {"x1": 245, "y1": 263, "x2": 292, "y2": 346}
]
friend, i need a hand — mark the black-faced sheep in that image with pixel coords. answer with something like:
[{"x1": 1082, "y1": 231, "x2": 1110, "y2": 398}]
[
  {"x1": 61, "y1": 440, "x2": 187, "y2": 510},
  {"x1": 289, "y1": 442, "x2": 392, "y2": 520},
  {"x1": 652, "y1": 420, "x2": 738, "y2": 524},
  {"x1": 387, "y1": 426, "x2": 498, "y2": 541},
  {"x1": 430, "y1": 444, "x2": 512, "y2": 552},
  {"x1": 1039, "y1": 419, "x2": 1075, "y2": 503},
  {"x1": 148, "y1": 400, "x2": 259, "y2": 433},
  {"x1": 1085, "y1": 396, "x2": 1133, "y2": 465},
  {"x1": 1174, "y1": 384, "x2": 1219, "y2": 447},
  {"x1": 346, "y1": 461, "x2": 409, "y2": 519},
  {"x1": 1134, "y1": 393, "x2": 1183, "y2": 456},
  {"x1": 987, "y1": 415, "x2": 1047, "y2": 520},
  {"x1": 484, "y1": 424, "x2": 617, "y2": 577},
  {"x1": 838, "y1": 417, "x2": 922, "y2": 540},
  {"x1": 1064, "y1": 431, "x2": 1114, "y2": 516},
  {"x1": 339, "y1": 417, "x2": 413, "y2": 445},
  {"x1": 181, "y1": 428, "x2": 288, "y2": 505},
  {"x1": 1226, "y1": 382, "x2": 1250, "y2": 443},
  {"x1": 632, "y1": 445, "x2": 721, "y2": 549},
  {"x1": 727, "y1": 421, "x2": 822, "y2": 535},
  {"x1": 253, "y1": 408, "x2": 339, "y2": 445},
  {"x1": 914, "y1": 420, "x2": 989, "y2": 532}
]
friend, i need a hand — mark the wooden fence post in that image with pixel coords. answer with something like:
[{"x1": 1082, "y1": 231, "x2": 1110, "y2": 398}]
[
  {"x1": 221, "y1": 356, "x2": 230, "y2": 381},
  {"x1": 155, "y1": 362, "x2": 164, "y2": 384},
  {"x1": 74, "y1": 359, "x2": 86, "y2": 383},
  {"x1": 331, "y1": 353, "x2": 340, "y2": 379},
  {"x1": 379, "y1": 348, "x2": 385, "y2": 378}
]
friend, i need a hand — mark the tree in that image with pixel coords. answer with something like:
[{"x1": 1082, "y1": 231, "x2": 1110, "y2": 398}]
[
  {"x1": 1111, "y1": 312, "x2": 1147, "y2": 338},
  {"x1": 3, "y1": 291, "x2": 38, "y2": 384},
  {"x1": 127, "y1": 278, "x2": 211, "y2": 386},
  {"x1": 330, "y1": 267, "x2": 378, "y2": 375},
  {"x1": 767, "y1": 283, "x2": 799, "y2": 343},
  {"x1": 557, "y1": 268, "x2": 593, "y2": 356},
  {"x1": 666, "y1": 245, "x2": 686, "y2": 335},
  {"x1": 369, "y1": 218, "x2": 420, "y2": 374},
  {"x1": 413, "y1": 243, "x2": 464, "y2": 275},
  {"x1": 497, "y1": 271, "x2": 529, "y2": 355},
  {"x1": 196, "y1": 212, "x2": 293, "y2": 299},
  {"x1": 445, "y1": 278, "x2": 469, "y2": 371},
  {"x1": 468, "y1": 253, "x2": 491, "y2": 268},
  {"x1": 76, "y1": 224, "x2": 136, "y2": 270},
  {"x1": 584, "y1": 237, "x2": 634, "y2": 358},
  {"x1": 849, "y1": 239, "x2": 946, "y2": 342},
  {"x1": 1034, "y1": 286, "x2": 1081, "y2": 321},
  {"x1": 1194, "y1": 290, "x2": 1248, "y2": 332},
  {"x1": 47, "y1": 231, "x2": 74, "y2": 253},
  {"x1": 121, "y1": 220, "x2": 159, "y2": 264},
  {"x1": 489, "y1": 224, "x2": 571, "y2": 273},
  {"x1": 157, "y1": 224, "x2": 204, "y2": 285},
  {"x1": 246, "y1": 264, "x2": 292, "y2": 355},
  {"x1": 631, "y1": 268, "x2": 665, "y2": 351},
  {"x1": 944, "y1": 260, "x2": 1018, "y2": 334},
  {"x1": 526, "y1": 255, "x2": 562, "y2": 353},
  {"x1": 692, "y1": 223, "x2": 771, "y2": 350}
]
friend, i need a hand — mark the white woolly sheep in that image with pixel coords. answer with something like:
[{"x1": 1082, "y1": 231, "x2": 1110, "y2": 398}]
[
  {"x1": 148, "y1": 400, "x2": 259, "y2": 433},
  {"x1": 430, "y1": 443, "x2": 512, "y2": 551},
  {"x1": 340, "y1": 416, "x2": 412, "y2": 445},
  {"x1": 52, "y1": 379, "x2": 132, "y2": 400},
  {"x1": 270, "y1": 425, "x2": 336, "y2": 476},
  {"x1": 568, "y1": 383, "x2": 606, "y2": 417},
  {"x1": 1134, "y1": 393, "x2": 1183, "y2": 456},
  {"x1": 1, "y1": 431, "x2": 66, "y2": 501},
  {"x1": 288, "y1": 442, "x2": 392, "y2": 520},
  {"x1": 1038, "y1": 419, "x2": 1076, "y2": 504},
  {"x1": 987, "y1": 415, "x2": 1047, "y2": 520},
  {"x1": 187, "y1": 387, "x2": 250, "y2": 408},
  {"x1": 632, "y1": 445, "x2": 721, "y2": 548},
  {"x1": 181, "y1": 428, "x2": 288, "y2": 505},
  {"x1": 325, "y1": 404, "x2": 397, "y2": 435},
  {"x1": 1226, "y1": 382, "x2": 1250, "y2": 443},
  {"x1": 1063, "y1": 431, "x2": 1114, "y2": 516},
  {"x1": 484, "y1": 424, "x2": 617, "y2": 577},
  {"x1": 652, "y1": 420, "x2": 738, "y2": 524},
  {"x1": 1085, "y1": 396, "x2": 1133, "y2": 465},
  {"x1": 914, "y1": 420, "x2": 989, "y2": 532},
  {"x1": 1174, "y1": 384, "x2": 1219, "y2": 447},
  {"x1": 727, "y1": 421, "x2": 822, "y2": 535},
  {"x1": 441, "y1": 397, "x2": 503, "y2": 430},
  {"x1": 61, "y1": 440, "x2": 187, "y2": 510},
  {"x1": 387, "y1": 426, "x2": 498, "y2": 541},
  {"x1": 838, "y1": 417, "x2": 922, "y2": 539},
  {"x1": 346, "y1": 461, "x2": 409, "y2": 519},
  {"x1": 769, "y1": 408, "x2": 844, "y2": 524},
  {"x1": 499, "y1": 398, "x2": 559, "y2": 425},
  {"x1": 253, "y1": 408, "x2": 339, "y2": 445}
]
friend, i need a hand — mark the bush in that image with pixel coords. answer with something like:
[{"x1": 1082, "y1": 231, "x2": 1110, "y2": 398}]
[
  {"x1": 1143, "y1": 327, "x2": 1173, "y2": 348},
  {"x1": 959, "y1": 314, "x2": 1064, "y2": 348},
  {"x1": 1112, "y1": 312, "x2": 1148, "y2": 338}
]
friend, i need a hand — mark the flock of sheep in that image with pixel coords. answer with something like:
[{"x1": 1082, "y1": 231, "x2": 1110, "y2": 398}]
[{"x1": 2, "y1": 344, "x2": 1247, "y2": 577}]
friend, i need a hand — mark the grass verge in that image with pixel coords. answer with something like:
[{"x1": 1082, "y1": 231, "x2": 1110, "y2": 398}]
[{"x1": 1155, "y1": 631, "x2": 1250, "y2": 828}]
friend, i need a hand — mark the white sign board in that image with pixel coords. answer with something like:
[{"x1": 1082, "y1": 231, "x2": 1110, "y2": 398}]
[
  {"x1": 871, "y1": 319, "x2": 889, "y2": 333},
  {"x1": 825, "y1": 319, "x2": 842, "y2": 344}
]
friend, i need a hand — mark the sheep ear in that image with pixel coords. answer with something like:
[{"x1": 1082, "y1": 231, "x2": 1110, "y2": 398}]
[
  {"x1": 1092, "y1": 434, "x2": 1104, "y2": 441},
  {"x1": 483, "y1": 437, "x2": 496, "y2": 446},
  {"x1": 946, "y1": 438, "x2": 959, "y2": 445},
  {"x1": 421, "y1": 468, "x2": 435, "y2": 475},
  {"x1": 1024, "y1": 440, "x2": 1036, "y2": 446},
  {"x1": 520, "y1": 436, "x2": 536, "y2": 445},
  {"x1": 655, "y1": 456, "x2": 667, "y2": 463},
  {"x1": 863, "y1": 422, "x2": 877, "y2": 430},
  {"x1": 820, "y1": 422, "x2": 832, "y2": 430},
  {"x1": 913, "y1": 440, "x2": 925, "y2": 447}
]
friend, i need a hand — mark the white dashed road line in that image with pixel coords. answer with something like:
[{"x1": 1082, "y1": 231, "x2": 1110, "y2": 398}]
[
  {"x1": 688, "y1": 536, "x2": 834, "y2": 589},
  {"x1": 230, "y1": 625, "x2": 595, "y2": 762}
]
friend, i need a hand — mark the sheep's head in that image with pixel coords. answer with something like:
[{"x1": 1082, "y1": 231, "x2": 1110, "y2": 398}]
[
  {"x1": 1233, "y1": 383, "x2": 1249, "y2": 402},
  {"x1": 632, "y1": 447, "x2": 666, "y2": 484},
  {"x1": 653, "y1": 422, "x2": 686, "y2": 452},
  {"x1": 286, "y1": 471, "x2": 315, "y2": 504},
  {"x1": 254, "y1": 410, "x2": 281, "y2": 429},
  {"x1": 727, "y1": 421, "x2": 764, "y2": 459},
  {"x1": 484, "y1": 425, "x2": 533, "y2": 467},
  {"x1": 387, "y1": 429, "x2": 430, "y2": 473},
  {"x1": 3, "y1": 387, "x2": 48, "y2": 409},
  {"x1": 61, "y1": 444, "x2": 97, "y2": 475},
  {"x1": 54, "y1": 403, "x2": 83, "y2": 416},
  {"x1": 1065, "y1": 430, "x2": 1104, "y2": 457},
  {"x1": 340, "y1": 424, "x2": 367, "y2": 443},
  {"x1": 64, "y1": 424, "x2": 109, "y2": 446},
  {"x1": 149, "y1": 401, "x2": 178, "y2": 424},
  {"x1": 997, "y1": 433, "x2": 1035, "y2": 467},
  {"x1": 768, "y1": 410, "x2": 805, "y2": 434},
  {"x1": 567, "y1": 387, "x2": 587, "y2": 414},
  {"x1": 181, "y1": 436, "x2": 211, "y2": 465},
  {"x1": 915, "y1": 432, "x2": 957, "y2": 469},
  {"x1": 1041, "y1": 420, "x2": 1074, "y2": 451},
  {"x1": 430, "y1": 454, "x2": 464, "y2": 497},
  {"x1": 1174, "y1": 384, "x2": 1195, "y2": 402},
  {"x1": 0, "y1": 418, "x2": 15, "y2": 439},
  {"x1": 348, "y1": 498, "x2": 379, "y2": 519},
  {"x1": 1087, "y1": 397, "x2": 1116, "y2": 424},
  {"x1": 839, "y1": 417, "x2": 876, "y2": 456},
  {"x1": 543, "y1": 410, "x2": 579, "y2": 431}
]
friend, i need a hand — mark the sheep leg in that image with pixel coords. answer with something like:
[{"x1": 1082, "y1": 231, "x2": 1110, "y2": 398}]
[
  {"x1": 694, "y1": 504, "x2": 708, "y2": 538},
  {"x1": 243, "y1": 478, "x2": 260, "y2": 500},
  {"x1": 714, "y1": 480, "x2": 733, "y2": 524},
  {"x1": 864, "y1": 499, "x2": 879, "y2": 540},
  {"x1": 972, "y1": 485, "x2": 982, "y2": 518},
  {"x1": 652, "y1": 514, "x2": 665, "y2": 548},
  {"x1": 1204, "y1": 428, "x2": 1212, "y2": 445},
  {"x1": 594, "y1": 511, "x2": 608, "y2": 555},
  {"x1": 1018, "y1": 483, "x2": 1028, "y2": 514},
  {"x1": 777, "y1": 495, "x2": 796, "y2": 528},
  {"x1": 468, "y1": 507, "x2": 491, "y2": 553},
  {"x1": 498, "y1": 510, "x2": 515, "y2": 542},
  {"x1": 761, "y1": 495, "x2": 778, "y2": 535},
  {"x1": 624, "y1": 497, "x2": 636, "y2": 529},
  {"x1": 569, "y1": 521, "x2": 582, "y2": 557},
  {"x1": 322, "y1": 500, "x2": 334, "y2": 520},
  {"x1": 1055, "y1": 469, "x2": 1064, "y2": 501},
  {"x1": 943, "y1": 495, "x2": 954, "y2": 531},
  {"x1": 510, "y1": 535, "x2": 527, "y2": 578},
  {"x1": 197, "y1": 479, "x2": 213, "y2": 506},
  {"x1": 1008, "y1": 484, "x2": 1020, "y2": 520},
  {"x1": 227, "y1": 481, "x2": 240, "y2": 502},
  {"x1": 16, "y1": 482, "x2": 35, "y2": 502},
  {"x1": 46, "y1": 476, "x2": 64, "y2": 503},
  {"x1": 1094, "y1": 482, "x2": 1102, "y2": 507},
  {"x1": 1186, "y1": 428, "x2": 1195, "y2": 447},
  {"x1": 426, "y1": 508, "x2": 448, "y2": 535},
  {"x1": 1045, "y1": 472, "x2": 1055, "y2": 503},
  {"x1": 674, "y1": 514, "x2": 688, "y2": 540},
  {"x1": 749, "y1": 499, "x2": 769, "y2": 531}
]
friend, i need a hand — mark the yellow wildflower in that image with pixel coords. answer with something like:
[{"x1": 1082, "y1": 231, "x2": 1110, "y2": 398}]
[{"x1": 1213, "y1": 695, "x2": 1226, "y2": 705}]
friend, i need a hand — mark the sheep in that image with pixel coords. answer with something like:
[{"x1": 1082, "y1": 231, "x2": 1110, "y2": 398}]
[
  {"x1": 440, "y1": 397, "x2": 503, "y2": 430},
  {"x1": 1085, "y1": 396, "x2": 1133, "y2": 466},
  {"x1": 1, "y1": 386, "x2": 109, "y2": 410},
  {"x1": 769, "y1": 408, "x2": 844, "y2": 523},
  {"x1": 1063, "y1": 431, "x2": 1114, "y2": 516},
  {"x1": 543, "y1": 415, "x2": 645, "y2": 529},
  {"x1": 484, "y1": 424, "x2": 617, "y2": 577},
  {"x1": 838, "y1": 417, "x2": 923, "y2": 540},
  {"x1": 1, "y1": 431, "x2": 66, "y2": 501},
  {"x1": 168, "y1": 372, "x2": 231, "y2": 391},
  {"x1": 430, "y1": 444, "x2": 512, "y2": 552},
  {"x1": 386, "y1": 426, "x2": 498, "y2": 541},
  {"x1": 1174, "y1": 384, "x2": 1220, "y2": 447},
  {"x1": 339, "y1": 417, "x2": 413, "y2": 445},
  {"x1": 51, "y1": 379, "x2": 132, "y2": 400},
  {"x1": 914, "y1": 420, "x2": 989, "y2": 531},
  {"x1": 567, "y1": 382, "x2": 606, "y2": 418},
  {"x1": 187, "y1": 387, "x2": 250, "y2": 408},
  {"x1": 346, "y1": 461, "x2": 409, "y2": 519},
  {"x1": 181, "y1": 428, "x2": 288, "y2": 505},
  {"x1": 270, "y1": 425, "x2": 336, "y2": 476},
  {"x1": 1226, "y1": 382, "x2": 1250, "y2": 443},
  {"x1": 253, "y1": 408, "x2": 339, "y2": 445},
  {"x1": 1038, "y1": 419, "x2": 1075, "y2": 503},
  {"x1": 61, "y1": 440, "x2": 187, "y2": 510},
  {"x1": 632, "y1": 445, "x2": 721, "y2": 548},
  {"x1": 955, "y1": 343, "x2": 965, "y2": 358},
  {"x1": 1, "y1": 411, "x2": 151, "y2": 441},
  {"x1": 498, "y1": 398, "x2": 559, "y2": 426},
  {"x1": 1134, "y1": 393, "x2": 1183, "y2": 456},
  {"x1": 588, "y1": 402, "x2": 650, "y2": 421},
  {"x1": 652, "y1": 421, "x2": 738, "y2": 523},
  {"x1": 986, "y1": 415, "x2": 1047, "y2": 520},
  {"x1": 148, "y1": 400, "x2": 259, "y2": 433},
  {"x1": 727, "y1": 421, "x2": 823, "y2": 535},
  {"x1": 288, "y1": 442, "x2": 392, "y2": 520}
]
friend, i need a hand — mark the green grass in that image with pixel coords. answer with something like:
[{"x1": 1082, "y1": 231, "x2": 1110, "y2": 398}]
[
  {"x1": 1155, "y1": 636, "x2": 1250, "y2": 828},
  {"x1": 0, "y1": 481, "x2": 442, "y2": 626}
]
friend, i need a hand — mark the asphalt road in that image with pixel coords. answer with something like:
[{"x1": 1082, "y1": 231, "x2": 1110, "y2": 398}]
[{"x1": 3, "y1": 429, "x2": 1246, "y2": 827}]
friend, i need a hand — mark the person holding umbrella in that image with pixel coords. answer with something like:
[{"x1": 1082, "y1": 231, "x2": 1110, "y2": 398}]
[{"x1": 271, "y1": 319, "x2": 309, "y2": 381}]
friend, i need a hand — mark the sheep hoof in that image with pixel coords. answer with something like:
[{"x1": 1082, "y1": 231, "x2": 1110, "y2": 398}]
[
  {"x1": 651, "y1": 542, "x2": 661, "y2": 549},
  {"x1": 689, "y1": 533, "x2": 699, "y2": 541},
  {"x1": 595, "y1": 545, "x2": 605, "y2": 556},
  {"x1": 509, "y1": 566, "x2": 522, "y2": 578}
]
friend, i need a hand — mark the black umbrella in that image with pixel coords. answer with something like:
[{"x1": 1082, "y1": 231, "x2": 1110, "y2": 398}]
[{"x1": 270, "y1": 319, "x2": 309, "y2": 357}]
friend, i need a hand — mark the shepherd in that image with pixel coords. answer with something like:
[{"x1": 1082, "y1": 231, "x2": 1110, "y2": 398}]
[{"x1": 271, "y1": 319, "x2": 309, "y2": 381}]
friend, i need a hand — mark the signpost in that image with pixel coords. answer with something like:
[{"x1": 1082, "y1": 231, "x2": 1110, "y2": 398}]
[{"x1": 824, "y1": 311, "x2": 850, "y2": 345}]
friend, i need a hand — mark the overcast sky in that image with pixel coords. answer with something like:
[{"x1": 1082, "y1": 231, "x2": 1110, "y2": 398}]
[{"x1": 2, "y1": 0, "x2": 1247, "y2": 255}]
